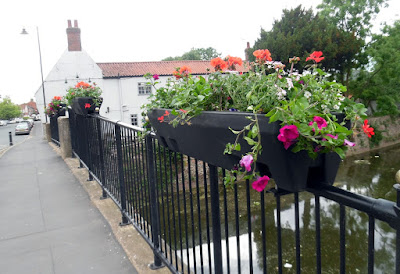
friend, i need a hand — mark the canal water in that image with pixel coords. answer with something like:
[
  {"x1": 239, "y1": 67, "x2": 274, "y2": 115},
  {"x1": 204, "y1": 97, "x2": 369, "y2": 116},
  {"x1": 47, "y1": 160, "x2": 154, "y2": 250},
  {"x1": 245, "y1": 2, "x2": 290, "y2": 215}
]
[{"x1": 160, "y1": 144, "x2": 400, "y2": 273}]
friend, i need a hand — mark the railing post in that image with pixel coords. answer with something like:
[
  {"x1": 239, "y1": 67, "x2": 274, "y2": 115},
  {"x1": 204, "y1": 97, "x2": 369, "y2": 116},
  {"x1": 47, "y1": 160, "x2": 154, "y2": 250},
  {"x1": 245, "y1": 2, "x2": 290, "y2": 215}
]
[
  {"x1": 208, "y1": 164, "x2": 223, "y2": 274},
  {"x1": 84, "y1": 116, "x2": 94, "y2": 181},
  {"x1": 115, "y1": 123, "x2": 130, "y2": 226},
  {"x1": 145, "y1": 131, "x2": 164, "y2": 269},
  {"x1": 96, "y1": 117, "x2": 107, "y2": 200}
]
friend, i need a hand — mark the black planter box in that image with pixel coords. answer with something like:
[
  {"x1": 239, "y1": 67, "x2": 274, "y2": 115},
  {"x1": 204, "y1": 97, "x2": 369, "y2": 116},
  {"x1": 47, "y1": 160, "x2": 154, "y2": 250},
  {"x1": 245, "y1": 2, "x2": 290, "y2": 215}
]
[
  {"x1": 148, "y1": 109, "x2": 343, "y2": 192},
  {"x1": 71, "y1": 97, "x2": 97, "y2": 116}
]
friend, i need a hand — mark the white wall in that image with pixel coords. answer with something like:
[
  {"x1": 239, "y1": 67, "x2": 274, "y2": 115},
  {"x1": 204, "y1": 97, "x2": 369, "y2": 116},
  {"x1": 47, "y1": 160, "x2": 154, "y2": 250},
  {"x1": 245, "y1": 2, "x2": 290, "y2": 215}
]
[{"x1": 34, "y1": 50, "x2": 103, "y2": 122}]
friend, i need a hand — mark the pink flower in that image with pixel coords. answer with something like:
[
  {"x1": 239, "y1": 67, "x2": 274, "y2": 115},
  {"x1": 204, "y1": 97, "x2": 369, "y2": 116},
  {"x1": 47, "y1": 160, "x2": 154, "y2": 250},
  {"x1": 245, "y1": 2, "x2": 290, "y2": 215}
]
[
  {"x1": 309, "y1": 116, "x2": 327, "y2": 130},
  {"x1": 326, "y1": 134, "x2": 338, "y2": 139},
  {"x1": 277, "y1": 125, "x2": 299, "y2": 150},
  {"x1": 344, "y1": 139, "x2": 355, "y2": 147},
  {"x1": 153, "y1": 74, "x2": 159, "y2": 80},
  {"x1": 252, "y1": 176, "x2": 270, "y2": 192},
  {"x1": 239, "y1": 154, "x2": 253, "y2": 172}
]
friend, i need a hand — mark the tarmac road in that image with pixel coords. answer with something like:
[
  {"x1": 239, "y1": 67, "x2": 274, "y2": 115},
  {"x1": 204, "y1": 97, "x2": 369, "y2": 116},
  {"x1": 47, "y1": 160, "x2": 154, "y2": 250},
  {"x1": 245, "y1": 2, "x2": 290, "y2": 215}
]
[{"x1": 0, "y1": 122, "x2": 32, "y2": 156}]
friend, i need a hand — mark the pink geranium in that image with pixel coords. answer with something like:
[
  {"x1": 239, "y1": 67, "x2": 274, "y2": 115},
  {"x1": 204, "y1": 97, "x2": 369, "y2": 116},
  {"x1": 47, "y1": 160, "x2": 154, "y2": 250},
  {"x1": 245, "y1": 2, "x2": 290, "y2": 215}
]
[
  {"x1": 252, "y1": 176, "x2": 270, "y2": 192},
  {"x1": 344, "y1": 139, "x2": 355, "y2": 147},
  {"x1": 239, "y1": 154, "x2": 253, "y2": 172},
  {"x1": 277, "y1": 125, "x2": 299, "y2": 149}
]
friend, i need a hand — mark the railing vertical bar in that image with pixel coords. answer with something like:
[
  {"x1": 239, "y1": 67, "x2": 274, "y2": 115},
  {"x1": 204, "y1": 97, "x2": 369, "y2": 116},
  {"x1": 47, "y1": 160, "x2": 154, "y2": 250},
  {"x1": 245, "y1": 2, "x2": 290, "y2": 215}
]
[
  {"x1": 133, "y1": 132, "x2": 143, "y2": 229},
  {"x1": 96, "y1": 117, "x2": 107, "y2": 199},
  {"x1": 209, "y1": 164, "x2": 222, "y2": 274},
  {"x1": 194, "y1": 159, "x2": 204, "y2": 274},
  {"x1": 246, "y1": 179, "x2": 253, "y2": 274},
  {"x1": 188, "y1": 158, "x2": 197, "y2": 273},
  {"x1": 141, "y1": 138, "x2": 151, "y2": 239},
  {"x1": 276, "y1": 194, "x2": 283, "y2": 274},
  {"x1": 154, "y1": 143, "x2": 165, "y2": 255},
  {"x1": 315, "y1": 195, "x2": 322, "y2": 274},
  {"x1": 261, "y1": 190, "x2": 267, "y2": 273},
  {"x1": 181, "y1": 156, "x2": 190, "y2": 273},
  {"x1": 222, "y1": 170, "x2": 230, "y2": 273},
  {"x1": 126, "y1": 129, "x2": 136, "y2": 218},
  {"x1": 137, "y1": 135, "x2": 147, "y2": 235},
  {"x1": 122, "y1": 128, "x2": 132, "y2": 217},
  {"x1": 168, "y1": 150, "x2": 179, "y2": 271},
  {"x1": 203, "y1": 162, "x2": 213, "y2": 274},
  {"x1": 294, "y1": 192, "x2": 301, "y2": 274},
  {"x1": 115, "y1": 123, "x2": 129, "y2": 225},
  {"x1": 85, "y1": 116, "x2": 94, "y2": 181},
  {"x1": 145, "y1": 132, "x2": 163, "y2": 269},
  {"x1": 340, "y1": 204, "x2": 346, "y2": 274},
  {"x1": 174, "y1": 152, "x2": 184, "y2": 273},
  {"x1": 163, "y1": 147, "x2": 172, "y2": 265},
  {"x1": 234, "y1": 183, "x2": 241, "y2": 273},
  {"x1": 368, "y1": 216, "x2": 375, "y2": 274}
]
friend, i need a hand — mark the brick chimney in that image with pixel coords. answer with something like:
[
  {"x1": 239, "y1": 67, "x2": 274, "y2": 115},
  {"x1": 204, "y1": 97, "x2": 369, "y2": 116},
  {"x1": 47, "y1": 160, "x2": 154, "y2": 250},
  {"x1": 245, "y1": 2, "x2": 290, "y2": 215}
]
[
  {"x1": 66, "y1": 20, "x2": 81, "y2": 51},
  {"x1": 244, "y1": 42, "x2": 251, "y2": 61}
]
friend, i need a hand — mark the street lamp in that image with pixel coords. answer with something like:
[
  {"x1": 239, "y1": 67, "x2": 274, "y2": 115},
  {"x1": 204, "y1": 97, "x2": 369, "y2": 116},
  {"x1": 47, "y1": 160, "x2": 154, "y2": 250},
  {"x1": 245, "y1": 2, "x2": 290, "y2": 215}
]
[{"x1": 21, "y1": 27, "x2": 47, "y2": 123}]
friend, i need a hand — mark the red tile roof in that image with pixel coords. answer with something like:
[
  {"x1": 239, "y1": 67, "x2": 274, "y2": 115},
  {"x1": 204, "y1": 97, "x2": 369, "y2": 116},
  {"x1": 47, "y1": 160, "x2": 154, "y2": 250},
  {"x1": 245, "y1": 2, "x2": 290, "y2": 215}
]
[
  {"x1": 97, "y1": 60, "x2": 248, "y2": 78},
  {"x1": 19, "y1": 100, "x2": 37, "y2": 110}
]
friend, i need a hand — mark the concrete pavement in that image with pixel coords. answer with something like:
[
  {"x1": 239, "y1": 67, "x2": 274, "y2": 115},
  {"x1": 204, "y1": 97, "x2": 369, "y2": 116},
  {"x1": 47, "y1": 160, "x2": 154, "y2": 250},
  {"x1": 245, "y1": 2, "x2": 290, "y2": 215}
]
[{"x1": 0, "y1": 123, "x2": 138, "y2": 274}]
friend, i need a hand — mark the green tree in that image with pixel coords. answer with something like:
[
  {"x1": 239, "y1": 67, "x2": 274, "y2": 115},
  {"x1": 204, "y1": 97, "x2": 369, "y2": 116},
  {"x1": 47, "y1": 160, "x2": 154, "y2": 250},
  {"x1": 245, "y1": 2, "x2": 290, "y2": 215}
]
[
  {"x1": 349, "y1": 20, "x2": 400, "y2": 116},
  {"x1": 0, "y1": 97, "x2": 22, "y2": 120},
  {"x1": 249, "y1": 5, "x2": 362, "y2": 83},
  {"x1": 162, "y1": 47, "x2": 221, "y2": 61}
]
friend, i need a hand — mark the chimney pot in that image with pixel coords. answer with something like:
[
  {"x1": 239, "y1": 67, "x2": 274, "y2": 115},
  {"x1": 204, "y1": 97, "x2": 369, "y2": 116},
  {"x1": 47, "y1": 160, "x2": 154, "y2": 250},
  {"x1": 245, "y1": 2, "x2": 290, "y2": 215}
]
[
  {"x1": 68, "y1": 20, "x2": 72, "y2": 28},
  {"x1": 74, "y1": 20, "x2": 78, "y2": 28}
]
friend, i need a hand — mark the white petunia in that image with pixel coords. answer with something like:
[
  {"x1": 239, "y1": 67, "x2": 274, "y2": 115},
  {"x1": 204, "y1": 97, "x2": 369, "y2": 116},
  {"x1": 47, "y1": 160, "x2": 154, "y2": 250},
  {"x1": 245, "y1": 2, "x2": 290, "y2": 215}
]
[{"x1": 304, "y1": 91, "x2": 312, "y2": 99}]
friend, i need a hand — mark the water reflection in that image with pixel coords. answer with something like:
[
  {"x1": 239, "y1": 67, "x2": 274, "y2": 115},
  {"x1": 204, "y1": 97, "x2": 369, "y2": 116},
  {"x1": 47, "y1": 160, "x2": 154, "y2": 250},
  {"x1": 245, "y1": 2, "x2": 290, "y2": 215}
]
[{"x1": 160, "y1": 145, "x2": 400, "y2": 273}]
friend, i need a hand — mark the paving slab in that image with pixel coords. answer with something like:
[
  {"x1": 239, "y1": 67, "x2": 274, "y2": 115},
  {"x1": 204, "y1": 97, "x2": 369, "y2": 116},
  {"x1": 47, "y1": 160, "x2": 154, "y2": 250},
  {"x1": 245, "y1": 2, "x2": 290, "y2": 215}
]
[{"x1": 0, "y1": 123, "x2": 137, "y2": 274}]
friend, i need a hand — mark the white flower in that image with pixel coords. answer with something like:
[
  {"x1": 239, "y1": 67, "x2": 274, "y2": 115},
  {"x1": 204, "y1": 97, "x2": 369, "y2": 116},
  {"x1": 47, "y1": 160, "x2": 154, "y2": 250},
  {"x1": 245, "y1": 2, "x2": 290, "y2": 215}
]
[
  {"x1": 333, "y1": 105, "x2": 340, "y2": 110},
  {"x1": 304, "y1": 91, "x2": 312, "y2": 99},
  {"x1": 286, "y1": 78, "x2": 294, "y2": 89},
  {"x1": 321, "y1": 104, "x2": 327, "y2": 109}
]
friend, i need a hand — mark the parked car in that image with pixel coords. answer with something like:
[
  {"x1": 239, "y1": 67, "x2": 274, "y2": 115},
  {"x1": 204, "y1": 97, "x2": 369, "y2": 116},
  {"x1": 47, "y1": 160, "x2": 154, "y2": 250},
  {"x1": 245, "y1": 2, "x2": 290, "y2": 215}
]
[
  {"x1": 0, "y1": 120, "x2": 8, "y2": 126},
  {"x1": 19, "y1": 120, "x2": 32, "y2": 129},
  {"x1": 15, "y1": 123, "x2": 30, "y2": 135},
  {"x1": 8, "y1": 119, "x2": 16, "y2": 124}
]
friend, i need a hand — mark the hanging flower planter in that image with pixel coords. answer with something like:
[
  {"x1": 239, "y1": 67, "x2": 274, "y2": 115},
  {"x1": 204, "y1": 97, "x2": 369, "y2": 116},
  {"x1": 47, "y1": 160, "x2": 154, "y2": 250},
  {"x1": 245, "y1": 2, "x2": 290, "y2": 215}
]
[
  {"x1": 71, "y1": 97, "x2": 97, "y2": 116},
  {"x1": 148, "y1": 109, "x2": 343, "y2": 192}
]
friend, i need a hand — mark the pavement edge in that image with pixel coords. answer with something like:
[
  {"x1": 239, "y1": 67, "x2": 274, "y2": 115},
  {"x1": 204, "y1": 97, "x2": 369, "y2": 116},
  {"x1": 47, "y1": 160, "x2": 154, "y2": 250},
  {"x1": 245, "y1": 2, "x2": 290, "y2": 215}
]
[{"x1": 48, "y1": 142, "x2": 170, "y2": 274}]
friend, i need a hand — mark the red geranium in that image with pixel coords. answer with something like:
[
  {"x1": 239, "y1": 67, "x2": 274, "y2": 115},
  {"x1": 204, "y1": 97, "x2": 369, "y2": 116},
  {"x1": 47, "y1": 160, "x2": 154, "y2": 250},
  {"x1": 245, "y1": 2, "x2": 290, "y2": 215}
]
[
  {"x1": 306, "y1": 51, "x2": 325, "y2": 63},
  {"x1": 362, "y1": 120, "x2": 375, "y2": 138},
  {"x1": 210, "y1": 57, "x2": 228, "y2": 72}
]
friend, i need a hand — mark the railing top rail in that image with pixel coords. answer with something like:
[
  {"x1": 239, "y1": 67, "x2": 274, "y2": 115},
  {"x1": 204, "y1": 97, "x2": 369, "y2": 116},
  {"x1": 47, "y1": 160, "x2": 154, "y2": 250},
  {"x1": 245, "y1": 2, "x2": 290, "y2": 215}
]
[{"x1": 308, "y1": 185, "x2": 400, "y2": 229}]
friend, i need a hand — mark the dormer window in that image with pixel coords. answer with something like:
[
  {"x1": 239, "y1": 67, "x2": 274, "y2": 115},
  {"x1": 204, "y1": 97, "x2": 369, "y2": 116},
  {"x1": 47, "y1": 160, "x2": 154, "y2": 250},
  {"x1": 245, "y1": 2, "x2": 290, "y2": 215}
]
[{"x1": 138, "y1": 82, "x2": 152, "y2": 95}]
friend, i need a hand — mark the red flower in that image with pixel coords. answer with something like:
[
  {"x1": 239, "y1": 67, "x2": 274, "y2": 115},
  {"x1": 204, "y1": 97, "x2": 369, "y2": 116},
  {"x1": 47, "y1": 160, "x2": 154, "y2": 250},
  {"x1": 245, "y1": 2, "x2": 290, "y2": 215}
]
[
  {"x1": 164, "y1": 110, "x2": 170, "y2": 116},
  {"x1": 210, "y1": 57, "x2": 228, "y2": 71},
  {"x1": 53, "y1": 96, "x2": 62, "y2": 100},
  {"x1": 158, "y1": 116, "x2": 165, "y2": 122},
  {"x1": 179, "y1": 109, "x2": 188, "y2": 113},
  {"x1": 179, "y1": 66, "x2": 192, "y2": 77},
  {"x1": 173, "y1": 70, "x2": 181, "y2": 80},
  {"x1": 227, "y1": 56, "x2": 243, "y2": 70},
  {"x1": 76, "y1": 81, "x2": 91, "y2": 88},
  {"x1": 306, "y1": 51, "x2": 324, "y2": 63},
  {"x1": 253, "y1": 49, "x2": 272, "y2": 62},
  {"x1": 362, "y1": 120, "x2": 375, "y2": 138},
  {"x1": 84, "y1": 103, "x2": 91, "y2": 109},
  {"x1": 252, "y1": 176, "x2": 270, "y2": 192}
]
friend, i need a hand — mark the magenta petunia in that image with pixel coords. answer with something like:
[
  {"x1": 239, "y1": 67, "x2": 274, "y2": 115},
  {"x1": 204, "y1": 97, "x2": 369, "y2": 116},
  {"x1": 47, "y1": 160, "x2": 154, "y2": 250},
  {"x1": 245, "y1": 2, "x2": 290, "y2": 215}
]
[
  {"x1": 252, "y1": 176, "x2": 270, "y2": 192},
  {"x1": 309, "y1": 116, "x2": 328, "y2": 130},
  {"x1": 344, "y1": 139, "x2": 355, "y2": 147},
  {"x1": 239, "y1": 154, "x2": 253, "y2": 172},
  {"x1": 153, "y1": 74, "x2": 159, "y2": 80},
  {"x1": 277, "y1": 125, "x2": 299, "y2": 150}
]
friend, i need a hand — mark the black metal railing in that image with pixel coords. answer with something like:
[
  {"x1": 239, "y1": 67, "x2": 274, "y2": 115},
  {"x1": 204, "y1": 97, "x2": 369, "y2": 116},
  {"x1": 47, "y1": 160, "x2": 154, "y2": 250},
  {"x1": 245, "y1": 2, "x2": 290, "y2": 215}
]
[
  {"x1": 68, "y1": 108, "x2": 400, "y2": 274},
  {"x1": 49, "y1": 115, "x2": 60, "y2": 145}
]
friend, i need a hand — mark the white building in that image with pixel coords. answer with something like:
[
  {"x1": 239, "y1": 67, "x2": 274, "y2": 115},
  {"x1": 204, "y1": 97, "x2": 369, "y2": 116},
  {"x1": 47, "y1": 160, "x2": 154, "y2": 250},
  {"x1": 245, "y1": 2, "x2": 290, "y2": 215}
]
[{"x1": 35, "y1": 20, "x2": 245, "y2": 126}]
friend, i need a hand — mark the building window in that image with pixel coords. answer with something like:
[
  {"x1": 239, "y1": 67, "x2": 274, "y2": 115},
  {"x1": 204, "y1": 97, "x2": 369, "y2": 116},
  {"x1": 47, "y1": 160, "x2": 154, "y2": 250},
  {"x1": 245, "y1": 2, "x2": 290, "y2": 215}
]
[
  {"x1": 131, "y1": 114, "x2": 138, "y2": 126},
  {"x1": 138, "y1": 82, "x2": 152, "y2": 95}
]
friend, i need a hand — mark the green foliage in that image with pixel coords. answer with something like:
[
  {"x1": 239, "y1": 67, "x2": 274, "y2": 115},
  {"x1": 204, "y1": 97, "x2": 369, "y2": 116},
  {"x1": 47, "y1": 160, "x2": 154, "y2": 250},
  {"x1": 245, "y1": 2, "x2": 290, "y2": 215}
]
[
  {"x1": 143, "y1": 54, "x2": 369, "y2": 185},
  {"x1": 162, "y1": 47, "x2": 221, "y2": 61},
  {"x1": 64, "y1": 81, "x2": 102, "y2": 107},
  {"x1": 249, "y1": 5, "x2": 363, "y2": 83},
  {"x1": 349, "y1": 20, "x2": 400, "y2": 116},
  {"x1": 369, "y1": 123, "x2": 383, "y2": 148},
  {"x1": 0, "y1": 97, "x2": 22, "y2": 120},
  {"x1": 317, "y1": 0, "x2": 388, "y2": 39}
]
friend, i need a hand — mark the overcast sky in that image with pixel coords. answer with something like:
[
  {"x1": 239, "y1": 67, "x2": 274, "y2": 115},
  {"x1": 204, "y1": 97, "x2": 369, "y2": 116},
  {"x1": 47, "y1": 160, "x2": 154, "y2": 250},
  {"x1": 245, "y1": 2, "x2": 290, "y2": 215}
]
[{"x1": 0, "y1": 0, "x2": 398, "y2": 105}]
